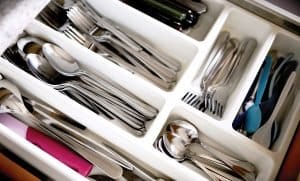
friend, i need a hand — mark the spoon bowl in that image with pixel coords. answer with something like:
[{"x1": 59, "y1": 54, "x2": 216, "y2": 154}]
[
  {"x1": 165, "y1": 119, "x2": 257, "y2": 181},
  {"x1": 42, "y1": 43, "x2": 83, "y2": 76},
  {"x1": 245, "y1": 106, "x2": 262, "y2": 133},
  {"x1": 165, "y1": 119, "x2": 198, "y2": 144},
  {"x1": 161, "y1": 131, "x2": 243, "y2": 181},
  {"x1": 26, "y1": 53, "x2": 61, "y2": 83},
  {"x1": 162, "y1": 131, "x2": 186, "y2": 161}
]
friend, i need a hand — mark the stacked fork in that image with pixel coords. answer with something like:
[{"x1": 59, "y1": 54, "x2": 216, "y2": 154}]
[
  {"x1": 38, "y1": 0, "x2": 181, "y2": 90},
  {"x1": 182, "y1": 31, "x2": 257, "y2": 117}
]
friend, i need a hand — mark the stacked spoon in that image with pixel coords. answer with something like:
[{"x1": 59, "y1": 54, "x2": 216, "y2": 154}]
[
  {"x1": 155, "y1": 120, "x2": 257, "y2": 181},
  {"x1": 4, "y1": 35, "x2": 158, "y2": 136}
]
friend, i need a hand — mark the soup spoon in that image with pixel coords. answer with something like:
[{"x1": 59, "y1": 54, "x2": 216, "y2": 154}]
[
  {"x1": 161, "y1": 132, "x2": 243, "y2": 181},
  {"x1": 42, "y1": 43, "x2": 158, "y2": 119},
  {"x1": 166, "y1": 120, "x2": 256, "y2": 181},
  {"x1": 25, "y1": 53, "x2": 146, "y2": 135}
]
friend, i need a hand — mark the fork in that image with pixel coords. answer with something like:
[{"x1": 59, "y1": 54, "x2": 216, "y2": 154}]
[
  {"x1": 77, "y1": 0, "x2": 143, "y2": 52},
  {"x1": 79, "y1": 0, "x2": 181, "y2": 72},
  {"x1": 67, "y1": 3, "x2": 177, "y2": 83},
  {"x1": 62, "y1": 24, "x2": 173, "y2": 89},
  {"x1": 182, "y1": 31, "x2": 230, "y2": 110},
  {"x1": 182, "y1": 74, "x2": 206, "y2": 111},
  {"x1": 209, "y1": 38, "x2": 257, "y2": 116},
  {"x1": 205, "y1": 39, "x2": 239, "y2": 113}
]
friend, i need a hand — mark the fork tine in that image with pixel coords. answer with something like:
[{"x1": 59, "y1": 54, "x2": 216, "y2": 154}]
[
  {"x1": 183, "y1": 92, "x2": 194, "y2": 102},
  {"x1": 182, "y1": 92, "x2": 189, "y2": 101},
  {"x1": 66, "y1": 26, "x2": 86, "y2": 43},
  {"x1": 64, "y1": 28, "x2": 85, "y2": 45},
  {"x1": 219, "y1": 105, "x2": 224, "y2": 117},
  {"x1": 186, "y1": 94, "x2": 197, "y2": 104},
  {"x1": 195, "y1": 99, "x2": 203, "y2": 109},
  {"x1": 190, "y1": 96, "x2": 200, "y2": 106},
  {"x1": 212, "y1": 100, "x2": 217, "y2": 114}
]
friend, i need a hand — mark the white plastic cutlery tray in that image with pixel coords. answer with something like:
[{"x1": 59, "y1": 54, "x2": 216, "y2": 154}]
[{"x1": 0, "y1": 0, "x2": 299, "y2": 180}]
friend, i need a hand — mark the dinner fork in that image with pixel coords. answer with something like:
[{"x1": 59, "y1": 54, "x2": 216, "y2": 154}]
[
  {"x1": 63, "y1": 25, "x2": 173, "y2": 89},
  {"x1": 209, "y1": 38, "x2": 257, "y2": 116},
  {"x1": 67, "y1": 3, "x2": 177, "y2": 83},
  {"x1": 182, "y1": 31, "x2": 230, "y2": 111},
  {"x1": 204, "y1": 39, "x2": 239, "y2": 114},
  {"x1": 79, "y1": 0, "x2": 181, "y2": 72}
]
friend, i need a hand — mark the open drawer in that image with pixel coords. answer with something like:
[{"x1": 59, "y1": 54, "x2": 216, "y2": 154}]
[{"x1": 0, "y1": 0, "x2": 299, "y2": 180}]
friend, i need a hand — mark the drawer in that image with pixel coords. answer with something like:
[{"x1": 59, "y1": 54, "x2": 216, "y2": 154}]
[{"x1": 0, "y1": 0, "x2": 299, "y2": 180}]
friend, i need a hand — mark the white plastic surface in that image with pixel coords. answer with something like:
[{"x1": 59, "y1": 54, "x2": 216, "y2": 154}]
[{"x1": 0, "y1": 0, "x2": 299, "y2": 180}]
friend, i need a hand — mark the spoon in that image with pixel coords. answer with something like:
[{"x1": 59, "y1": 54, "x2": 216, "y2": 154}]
[
  {"x1": 167, "y1": 120, "x2": 257, "y2": 181},
  {"x1": 245, "y1": 55, "x2": 272, "y2": 134},
  {"x1": 17, "y1": 36, "x2": 64, "y2": 83},
  {"x1": 42, "y1": 43, "x2": 158, "y2": 119},
  {"x1": 161, "y1": 132, "x2": 243, "y2": 181},
  {"x1": 0, "y1": 79, "x2": 123, "y2": 179},
  {"x1": 26, "y1": 53, "x2": 62, "y2": 83},
  {"x1": 25, "y1": 52, "x2": 147, "y2": 135},
  {"x1": 252, "y1": 72, "x2": 296, "y2": 147}
]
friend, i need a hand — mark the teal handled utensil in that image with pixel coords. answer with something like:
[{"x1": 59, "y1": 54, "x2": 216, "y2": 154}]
[
  {"x1": 245, "y1": 55, "x2": 272, "y2": 134},
  {"x1": 252, "y1": 72, "x2": 296, "y2": 147}
]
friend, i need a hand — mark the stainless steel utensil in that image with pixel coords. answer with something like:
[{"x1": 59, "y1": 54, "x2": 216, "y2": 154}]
[
  {"x1": 167, "y1": 120, "x2": 257, "y2": 181},
  {"x1": 0, "y1": 79, "x2": 123, "y2": 179}
]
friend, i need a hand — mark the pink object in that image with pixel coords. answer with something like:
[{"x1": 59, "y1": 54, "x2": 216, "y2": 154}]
[
  {"x1": 0, "y1": 113, "x2": 93, "y2": 176},
  {"x1": 0, "y1": 113, "x2": 27, "y2": 138}
]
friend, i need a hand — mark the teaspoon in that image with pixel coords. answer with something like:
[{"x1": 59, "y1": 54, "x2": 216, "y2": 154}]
[
  {"x1": 42, "y1": 43, "x2": 157, "y2": 119},
  {"x1": 166, "y1": 120, "x2": 257, "y2": 181},
  {"x1": 161, "y1": 132, "x2": 242, "y2": 181}
]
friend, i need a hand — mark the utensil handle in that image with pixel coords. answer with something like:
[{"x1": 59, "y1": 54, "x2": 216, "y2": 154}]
[
  {"x1": 80, "y1": 72, "x2": 158, "y2": 118},
  {"x1": 252, "y1": 72, "x2": 296, "y2": 146},
  {"x1": 98, "y1": 34, "x2": 177, "y2": 83},
  {"x1": 26, "y1": 127, "x2": 94, "y2": 176},
  {"x1": 254, "y1": 55, "x2": 272, "y2": 105},
  {"x1": 30, "y1": 103, "x2": 135, "y2": 171},
  {"x1": 200, "y1": 31, "x2": 230, "y2": 89},
  {"x1": 123, "y1": 31, "x2": 181, "y2": 72},
  {"x1": 174, "y1": 0, "x2": 207, "y2": 14},
  {"x1": 70, "y1": 83, "x2": 147, "y2": 135},
  {"x1": 189, "y1": 154, "x2": 244, "y2": 181},
  {"x1": 37, "y1": 120, "x2": 123, "y2": 179},
  {"x1": 81, "y1": 0, "x2": 143, "y2": 52},
  {"x1": 201, "y1": 144, "x2": 256, "y2": 181},
  {"x1": 188, "y1": 155, "x2": 224, "y2": 181},
  {"x1": 108, "y1": 38, "x2": 176, "y2": 89}
]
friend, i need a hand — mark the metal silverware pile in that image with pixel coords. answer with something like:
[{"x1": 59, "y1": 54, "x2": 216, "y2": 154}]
[
  {"x1": 3, "y1": 35, "x2": 158, "y2": 136},
  {"x1": 38, "y1": 0, "x2": 181, "y2": 90},
  {"x1": 182, "y1": 31, "x2": 257, "y2": 117},
  {"x1": 155, "y1": 119, "x2": 257, "y2": 181},
  {"x1": 0, "y1": 76, "x2": 161, "y2": 181}
]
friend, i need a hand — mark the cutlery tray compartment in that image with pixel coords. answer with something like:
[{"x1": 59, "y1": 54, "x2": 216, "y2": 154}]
[{"x1": 0, "y1": 0, "x2": 299, "y2": 180}]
